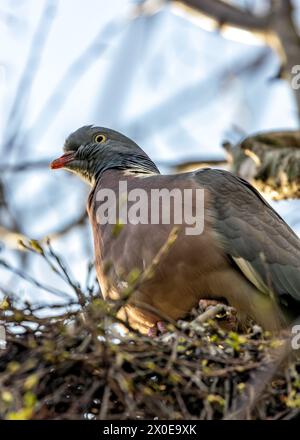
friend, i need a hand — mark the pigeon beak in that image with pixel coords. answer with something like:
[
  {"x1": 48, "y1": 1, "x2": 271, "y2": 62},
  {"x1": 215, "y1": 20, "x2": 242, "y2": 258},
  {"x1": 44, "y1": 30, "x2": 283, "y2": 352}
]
[{"x1": 50, "y1": 151, "x2": 76, "y2": 169}]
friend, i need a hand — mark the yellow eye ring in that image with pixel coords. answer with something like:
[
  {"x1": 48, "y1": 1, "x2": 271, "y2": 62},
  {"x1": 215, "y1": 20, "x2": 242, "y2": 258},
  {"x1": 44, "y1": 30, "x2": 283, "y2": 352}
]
[{"x1": 94, "y1": 134, "x2": 107, "y2": 143}]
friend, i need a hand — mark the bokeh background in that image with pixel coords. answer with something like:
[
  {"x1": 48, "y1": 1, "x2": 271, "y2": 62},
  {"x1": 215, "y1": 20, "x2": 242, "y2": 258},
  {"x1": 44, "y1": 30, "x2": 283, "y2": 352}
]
[{"x1": 1, "y1": 0, "x2": 300, "y2": 307}]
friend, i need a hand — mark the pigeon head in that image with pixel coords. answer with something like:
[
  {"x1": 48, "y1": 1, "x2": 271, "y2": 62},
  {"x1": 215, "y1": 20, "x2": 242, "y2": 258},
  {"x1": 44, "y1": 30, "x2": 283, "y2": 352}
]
[{"x1": 50, "y1": 125, "x2": 159, "y2": 185}]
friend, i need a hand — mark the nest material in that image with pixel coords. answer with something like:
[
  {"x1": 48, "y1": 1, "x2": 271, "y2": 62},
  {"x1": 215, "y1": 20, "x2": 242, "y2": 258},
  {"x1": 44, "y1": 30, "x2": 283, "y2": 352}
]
[{"x1": 0, "y1": 300, "x2": 299, "y2": 420}]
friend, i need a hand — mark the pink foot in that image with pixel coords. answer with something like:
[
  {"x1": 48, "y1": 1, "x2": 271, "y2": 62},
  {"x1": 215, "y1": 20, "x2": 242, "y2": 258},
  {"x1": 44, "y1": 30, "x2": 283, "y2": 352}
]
[
  {"x1": 147, "y1": 326, "x2": 157, "y2": 337},
  {"x1": 157, "y1": 321, "x2": 167, "y2": 334},
  {"x1": 147, "y1": 321, "x2": 167, "y2": 337},
  {"x1": 199, "y1": 299, "x2": 221, "y2": 311}
]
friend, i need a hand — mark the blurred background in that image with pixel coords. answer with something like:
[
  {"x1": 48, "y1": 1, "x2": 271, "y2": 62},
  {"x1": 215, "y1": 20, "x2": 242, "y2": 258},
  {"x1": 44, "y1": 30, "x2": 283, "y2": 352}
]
[{"x1": 1, "y1": 0, "x2": 300, "y2": 307}]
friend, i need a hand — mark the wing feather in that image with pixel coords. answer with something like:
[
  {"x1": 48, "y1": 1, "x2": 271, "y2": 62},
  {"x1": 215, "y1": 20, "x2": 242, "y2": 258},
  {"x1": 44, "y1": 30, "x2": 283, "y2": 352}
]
[{"x1": 195, "y1": 169, "x2": 300, "y2": 310}]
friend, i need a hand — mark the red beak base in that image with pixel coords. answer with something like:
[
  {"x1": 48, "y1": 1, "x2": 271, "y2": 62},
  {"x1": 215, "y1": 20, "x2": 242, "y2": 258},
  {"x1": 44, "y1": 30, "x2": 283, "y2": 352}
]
[{"x1": 50, "y1": 151, "x2": 76, "y2": 169}]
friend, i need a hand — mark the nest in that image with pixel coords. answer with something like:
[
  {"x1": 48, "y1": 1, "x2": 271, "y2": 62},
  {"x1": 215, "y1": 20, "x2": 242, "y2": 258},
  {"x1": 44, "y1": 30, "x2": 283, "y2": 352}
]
[{"x1": 0, "y1": 298, "x2": 300, "y2": 420}]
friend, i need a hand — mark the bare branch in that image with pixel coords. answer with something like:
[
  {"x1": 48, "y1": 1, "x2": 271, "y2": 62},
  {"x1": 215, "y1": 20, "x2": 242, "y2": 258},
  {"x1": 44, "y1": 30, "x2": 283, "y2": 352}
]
[
  {"x1": 0, "y1": 258, "x2": 74, "y2": 301},
  {"x1": 172, "y1": 0, "x2": 271, "y2": 34},
  {"x1": 0, "y1": 211, "x2": 87, "y2": 250},
  {"x1": 169, "y1": 0, "x2": 300, "y2": 117},
  {"x1": 0, "y1": 160, "x2": 51, "y2": 174}
]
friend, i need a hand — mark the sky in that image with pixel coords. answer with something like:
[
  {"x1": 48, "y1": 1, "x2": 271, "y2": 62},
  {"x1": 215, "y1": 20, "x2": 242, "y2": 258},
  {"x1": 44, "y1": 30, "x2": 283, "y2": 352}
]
[{"x1": 1, "y1": 0, "x2": 300, "y2": 304}]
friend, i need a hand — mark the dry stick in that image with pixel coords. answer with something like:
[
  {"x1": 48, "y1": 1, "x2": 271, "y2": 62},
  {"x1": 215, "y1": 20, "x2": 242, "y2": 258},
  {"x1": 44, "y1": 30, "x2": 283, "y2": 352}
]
[
  {"x1": 179, "y1": 304, "x2": 228, "y2": 331},
  {"x1": 166, "y1": 336, "x2": 179, "y2": 372},
  {"x1": 193, "y1": 304, "x2": 227, "y2": 325},
  {"x1": 46, "y1": 241, "x2": 86, "y2": 306},
  {"x1": 175, "y1": 389, "x2": 191, "y2": 419},
  {"x1": 282, "y1": 408, "x2": 300, "y2": 420},
  {"x1": 99, "y1": 383, "x2": 112, "y2": 420},
  {"x1": 225, "y1": 333, "x2": 294, "y2": 420}
]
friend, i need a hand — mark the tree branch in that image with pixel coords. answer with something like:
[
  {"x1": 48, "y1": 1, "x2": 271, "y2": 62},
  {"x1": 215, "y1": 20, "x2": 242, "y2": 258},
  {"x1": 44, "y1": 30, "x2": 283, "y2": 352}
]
[
  {"x1": 169, "y1": 0, "x2": 300, "y2": 118},
  {"x1": 172, "y1": 0, "x2": 271, "y2": 33},
  {"x1": 0, "y1": 210, "x2": 87, "y2": 250}
]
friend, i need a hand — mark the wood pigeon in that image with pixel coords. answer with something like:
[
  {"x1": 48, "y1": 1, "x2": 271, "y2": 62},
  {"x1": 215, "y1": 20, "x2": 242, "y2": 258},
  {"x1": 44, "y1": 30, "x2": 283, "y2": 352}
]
[{"x1": 50, "y1": 125, "x2": 300, "y2": 334}]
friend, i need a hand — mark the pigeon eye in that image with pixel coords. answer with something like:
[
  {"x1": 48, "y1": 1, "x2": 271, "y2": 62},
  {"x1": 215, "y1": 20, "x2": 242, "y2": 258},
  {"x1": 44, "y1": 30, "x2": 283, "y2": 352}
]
[{"x1": 94, "y1": 134, "x2": 106, "y2": 143}]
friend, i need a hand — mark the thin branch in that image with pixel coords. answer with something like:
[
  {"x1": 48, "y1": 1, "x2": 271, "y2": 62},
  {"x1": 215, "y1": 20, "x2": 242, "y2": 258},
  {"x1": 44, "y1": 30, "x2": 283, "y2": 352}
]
[
  {"x1": 0, "y1": 160, "x2": 51, "y2": 174},
  {"x1": 0, "y1": 258, "x2": 74, "y2": 301},
  {"x1": 0, "y1": 210, "x2": 86, "y2": 250}
]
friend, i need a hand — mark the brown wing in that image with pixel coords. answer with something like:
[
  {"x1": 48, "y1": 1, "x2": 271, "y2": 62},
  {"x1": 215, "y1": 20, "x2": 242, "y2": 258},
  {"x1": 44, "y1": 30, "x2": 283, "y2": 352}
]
[{"x1": 195, "y1": 169, "x2": 300, "y2": 312}]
